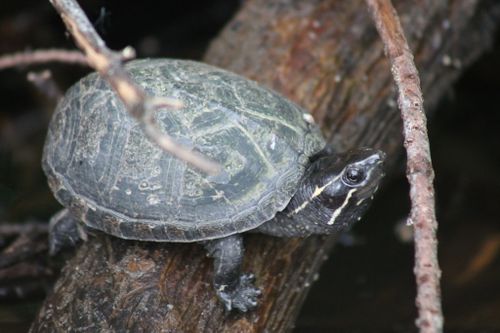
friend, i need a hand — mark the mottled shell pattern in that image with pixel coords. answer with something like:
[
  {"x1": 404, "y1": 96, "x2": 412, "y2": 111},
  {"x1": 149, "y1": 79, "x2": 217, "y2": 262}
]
[{"x1": 42, "y1": 59, "x2": 325, "y2": 242}]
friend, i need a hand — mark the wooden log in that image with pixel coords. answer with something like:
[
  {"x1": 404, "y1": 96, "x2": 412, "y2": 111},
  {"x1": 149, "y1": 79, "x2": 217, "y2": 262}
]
[{"x1": 30, "y1": 0, "x2": 500, "y2": 332}]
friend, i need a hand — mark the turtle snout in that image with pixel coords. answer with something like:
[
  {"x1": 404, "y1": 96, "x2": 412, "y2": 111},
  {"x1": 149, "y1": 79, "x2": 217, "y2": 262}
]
[{"x1": 366, "y1": 150, "x2": 386, "y2": 166}]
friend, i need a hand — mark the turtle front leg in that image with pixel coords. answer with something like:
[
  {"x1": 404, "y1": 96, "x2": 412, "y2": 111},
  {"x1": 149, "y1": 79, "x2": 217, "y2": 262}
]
[
  {"x1": 203, "y1": 234, "x2": 261, "y2": 312},
  {"x1": 49, "y1": 209, "x2": 87, "y2": 255}
]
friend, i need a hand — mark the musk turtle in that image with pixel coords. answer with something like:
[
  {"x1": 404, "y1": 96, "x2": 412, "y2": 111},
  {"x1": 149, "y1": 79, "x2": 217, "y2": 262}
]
[{"x1": 42, "y1": 59, "x2": 385, "y2": 312}]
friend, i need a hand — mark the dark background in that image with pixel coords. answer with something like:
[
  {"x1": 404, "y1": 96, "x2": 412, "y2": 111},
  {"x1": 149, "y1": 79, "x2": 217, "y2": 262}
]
[{"x1": 1, "y1": 1, "x2": 499, "y2": 332}]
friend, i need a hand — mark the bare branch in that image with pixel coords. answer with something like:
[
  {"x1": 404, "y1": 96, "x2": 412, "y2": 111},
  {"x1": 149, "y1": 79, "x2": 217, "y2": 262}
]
[
  {"x1": 0, "y1": 222, "x2": 48, "y2": 236},
  {"x1": 365, "y1": 0, "x2": 443, "y2": 332},
  {"x1": 48, "y1": 0, "x2": 221, "y2": 175},
  {"x1": 0, "y1": 223, "x2": 52, "y2": 301},
  {"x1": 0, "y1": 49, "x2": 88, "y2": 70},
  {"x1": 0, "y1": 232, "x2": 48, "y2": 269},
  {"x1": 27, "y1": 70, "x2": 64, "y2": 101}
]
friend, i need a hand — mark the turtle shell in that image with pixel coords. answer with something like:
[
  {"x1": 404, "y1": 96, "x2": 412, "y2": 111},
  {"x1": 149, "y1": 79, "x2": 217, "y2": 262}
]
[{"x1": 42, "y1": 59, "x2": 325, "y2": 242}]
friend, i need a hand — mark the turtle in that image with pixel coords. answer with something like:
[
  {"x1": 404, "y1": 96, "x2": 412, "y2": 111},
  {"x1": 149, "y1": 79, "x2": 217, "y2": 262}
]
[{"x1": 42, "y1": 58, "x2": 385, "y2": 312}]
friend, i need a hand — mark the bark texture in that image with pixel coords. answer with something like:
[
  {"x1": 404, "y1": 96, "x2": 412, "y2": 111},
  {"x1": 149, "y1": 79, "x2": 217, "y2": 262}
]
[{"x1": 31, "y1": 0, "x2": 500, "y2": 332}]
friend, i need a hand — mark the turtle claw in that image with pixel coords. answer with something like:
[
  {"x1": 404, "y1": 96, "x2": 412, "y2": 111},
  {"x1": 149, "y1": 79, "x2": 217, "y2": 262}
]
[{"x1": 217, "y1": 273, "x2": 261, "y2": 312}]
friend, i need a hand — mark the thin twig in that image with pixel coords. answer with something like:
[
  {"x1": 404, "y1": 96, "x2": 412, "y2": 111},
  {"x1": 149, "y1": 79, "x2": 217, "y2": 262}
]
[
  {"x1": 0, "y1": 222, "x2": 48, "y2": 236},
  {"x1": 0, "y1": 223, "x2": 53, "y2": 300},
  {"x1": 27, "y1": 70, "x2": 64, "y2": 101},
  {"x1": 0, "y1": 261, "x2": 52, "y2": 282},
  {"x1": 365, "y1": 1, "x2": 443, "y2": 332},
  {"x1": 0, "y1": 49, "x2": 88, "y2": 70},
  {"x1": 0, "y1": 233, "x2": 48, "y2": 269},
  {"x1": 48, "y1": 0, "x2": 220, "y2": 175}
]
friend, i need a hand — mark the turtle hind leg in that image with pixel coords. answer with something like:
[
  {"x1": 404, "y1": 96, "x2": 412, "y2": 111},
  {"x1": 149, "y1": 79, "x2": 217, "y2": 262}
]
[
  {"x1": 203, "y1": 234, "x2": 261, "y2": 312},
  {"x1": 49, "y1": 209, "x2": 86, "y2": 255}
]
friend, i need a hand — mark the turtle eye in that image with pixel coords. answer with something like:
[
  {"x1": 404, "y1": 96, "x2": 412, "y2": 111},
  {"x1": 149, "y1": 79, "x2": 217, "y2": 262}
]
[{"x1": 342, "y1": 167, "x2": 366, "y2": 186}]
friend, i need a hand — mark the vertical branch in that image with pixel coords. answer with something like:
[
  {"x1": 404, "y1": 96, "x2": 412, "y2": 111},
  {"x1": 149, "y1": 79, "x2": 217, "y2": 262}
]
[{"x1": 365, "y1": 0, "x2": 443, "y2": 332}]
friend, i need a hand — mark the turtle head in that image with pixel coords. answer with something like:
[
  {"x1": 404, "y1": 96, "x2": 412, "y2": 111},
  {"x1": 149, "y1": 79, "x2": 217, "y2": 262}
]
[
  {"x1": 284, "y1": 148, "x2": 385, "y2": 235},
  {"x1": 325, "y1": 148, "x2": 386, "y2": 209}
]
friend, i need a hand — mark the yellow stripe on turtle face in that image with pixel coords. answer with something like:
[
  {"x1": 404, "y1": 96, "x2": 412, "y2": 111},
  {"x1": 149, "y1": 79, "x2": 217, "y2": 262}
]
[
  {"x1": 287, "y1": 173, "x2": 342, "y2": 217},
  {"x1": 327, "y1": 188, "x2": 355, "y2": 225}
]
